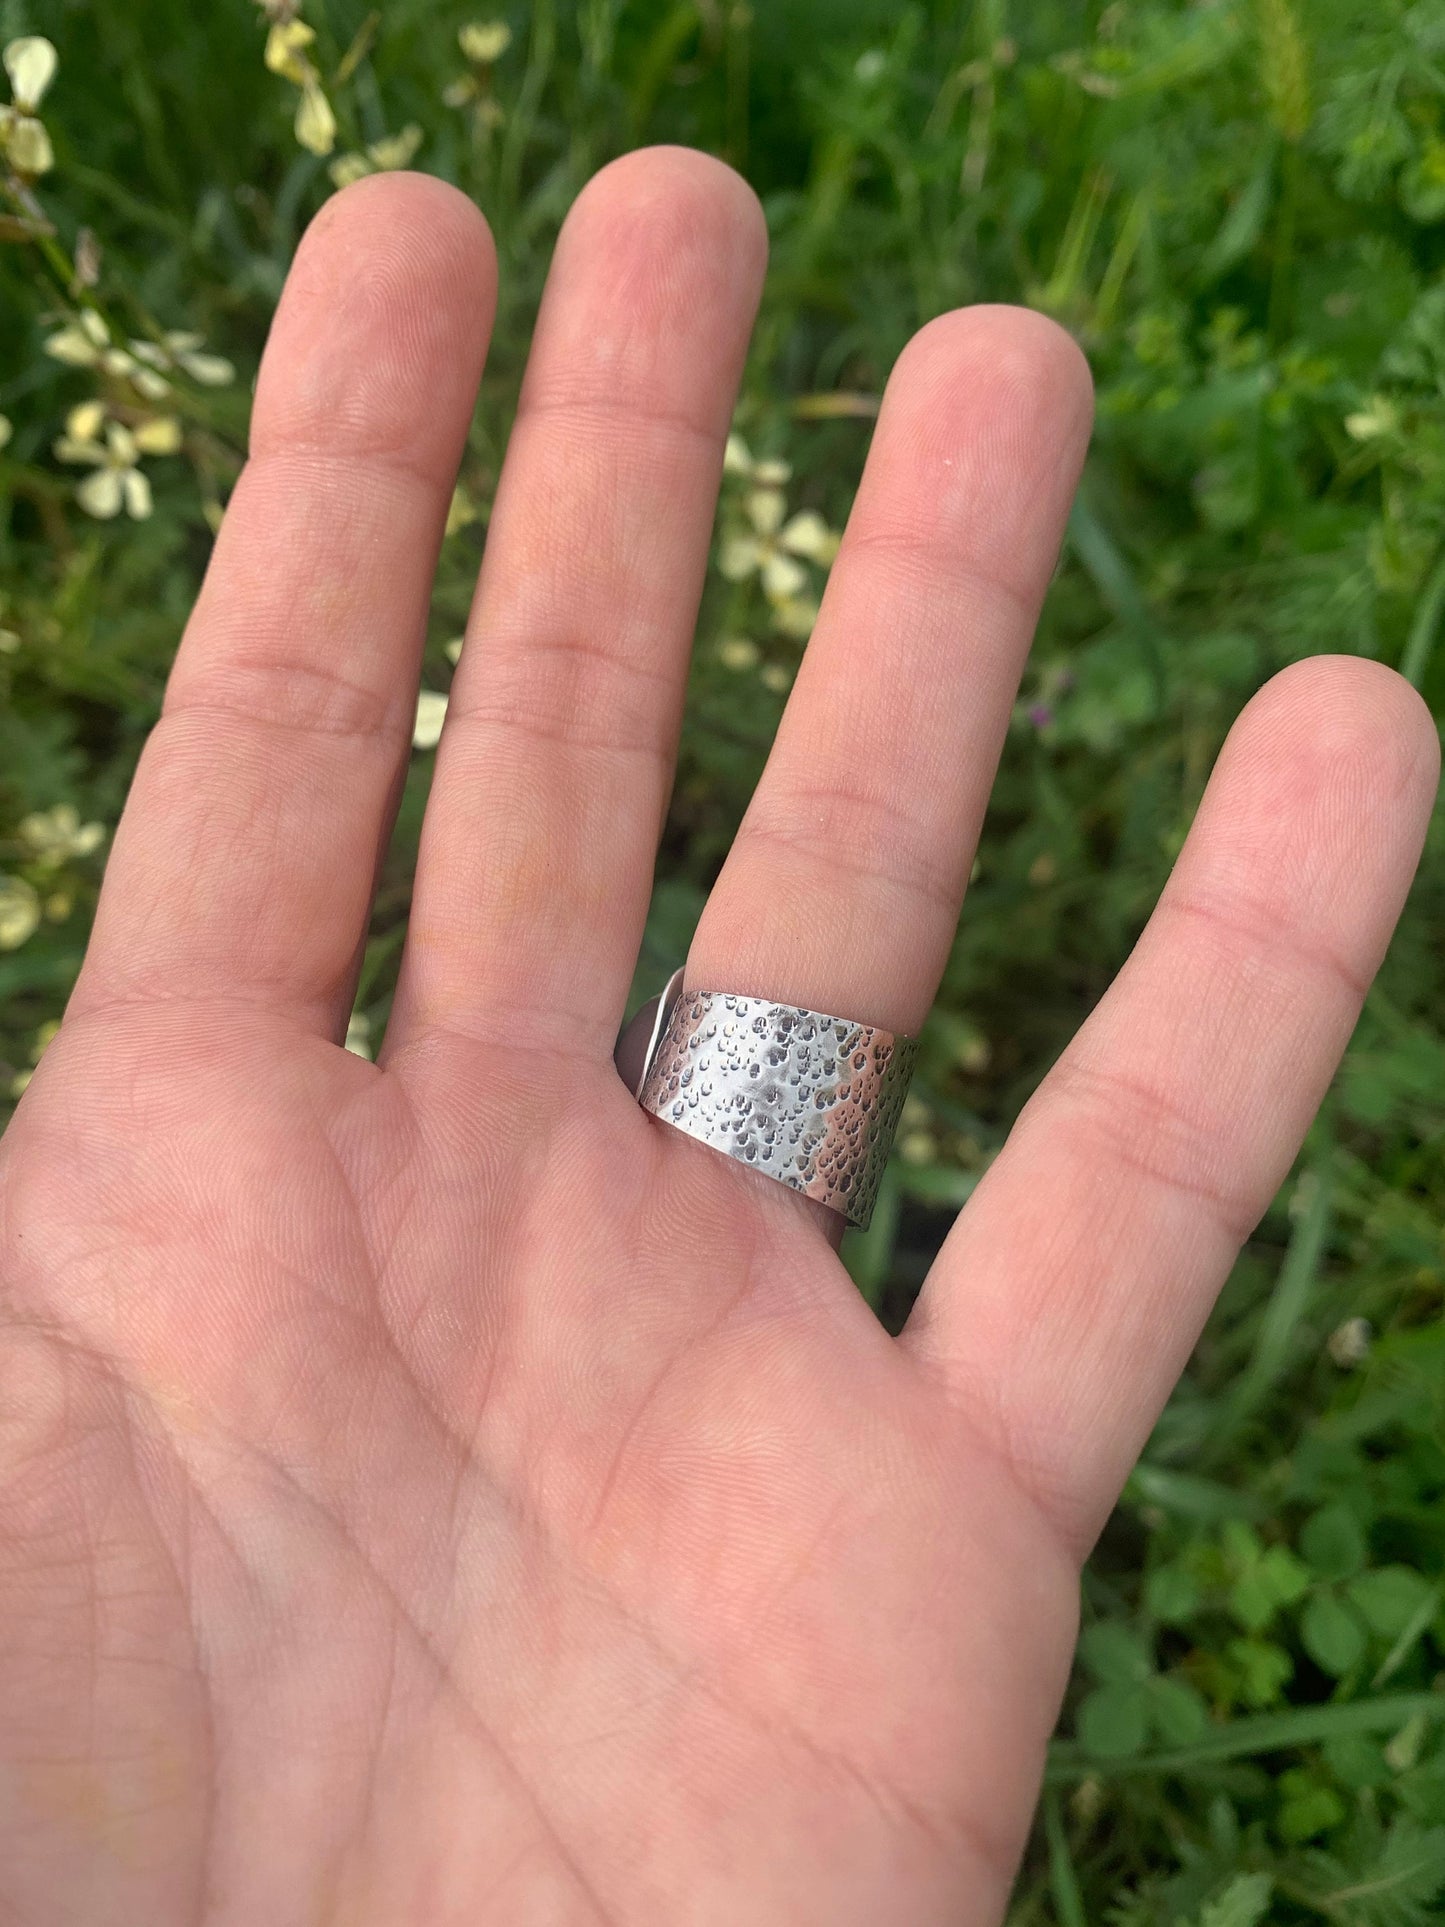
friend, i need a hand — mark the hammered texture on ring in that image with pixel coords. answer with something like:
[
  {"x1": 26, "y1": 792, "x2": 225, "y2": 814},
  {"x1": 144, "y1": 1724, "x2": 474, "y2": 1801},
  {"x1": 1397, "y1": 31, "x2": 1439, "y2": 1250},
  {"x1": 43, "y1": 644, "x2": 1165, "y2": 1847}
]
[{"x1": 637, "y1": 989, "x2": 918, "y2": 1230}]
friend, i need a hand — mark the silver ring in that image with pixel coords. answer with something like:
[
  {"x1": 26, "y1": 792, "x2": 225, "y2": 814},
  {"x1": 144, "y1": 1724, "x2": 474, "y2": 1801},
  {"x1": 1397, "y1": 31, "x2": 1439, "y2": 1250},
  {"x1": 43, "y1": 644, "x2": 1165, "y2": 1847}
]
[{"x1": 620, "y1": 971, "x2": 917, "y2": 1231}]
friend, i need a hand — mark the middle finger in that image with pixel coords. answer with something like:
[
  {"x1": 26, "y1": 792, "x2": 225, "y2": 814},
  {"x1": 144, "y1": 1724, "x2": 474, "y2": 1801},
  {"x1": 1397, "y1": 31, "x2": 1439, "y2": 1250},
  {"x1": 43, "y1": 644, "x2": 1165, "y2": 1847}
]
[{"x1": 387, "y1": 148, "x2": 767, "y2": 1063}]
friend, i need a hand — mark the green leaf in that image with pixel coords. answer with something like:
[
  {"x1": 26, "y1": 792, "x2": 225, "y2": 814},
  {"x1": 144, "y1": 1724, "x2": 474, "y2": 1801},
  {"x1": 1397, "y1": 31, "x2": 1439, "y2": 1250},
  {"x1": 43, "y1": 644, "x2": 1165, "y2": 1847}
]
[
  {"x1": 1200, "y1": 148, "x2": 1277, "y2": 282},
  {"x1": 1322, "y1": 1731, "x2": 1391, "y2": 1789},
  {"x1": 1046, "y1": 1693, "x2": 1445, "y2": 1781},
  {"x1": 1300, "y1": 1505, "x2": 1369, "y2": 1582},
  {"x1": 1231, "y1": 1546, "x2": 1313, "y2": 1632},
  {"x1": 1226, "y1": 1636, "x2": 1294, "y2": 1708},
  {"x1": 1301, "y1": 1591, "x2": 1369, "y2": 1677},
  {"x1": 1078, "y1": 1621, "x2": 1153, "y2": 1688},
  {"x1": 1147, "y1": 1674, "x2": 1211, "y2": 1745},
  {"x1": 1297, "y1": 1820, "x2": 1445, "y2": 1926},
  {"x1": 1350, "y1": 1567, "x2": 1437, "y2": 1639},
  {"x1": 1195, "y1": 1873, "x2": 1273, "y2": 1927},
  {"x1": 1278, "y1": 1772, "x2": 1346, "y2": 1844},
  {"x1": 1145, "y1": 1563, "x2": 1202, "y2": 1624},
  {"x1": 1077, "y1": 1684, "x2": 1150, "y2": 1759}
]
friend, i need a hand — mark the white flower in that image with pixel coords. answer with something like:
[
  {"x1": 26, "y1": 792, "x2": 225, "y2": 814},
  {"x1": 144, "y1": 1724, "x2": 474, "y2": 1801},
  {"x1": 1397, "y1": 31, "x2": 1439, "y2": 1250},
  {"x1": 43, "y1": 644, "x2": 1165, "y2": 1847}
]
[
  {"x1": 1327, "y1": 1317, "x2": 1372, "y2": 1369},
  {"x1": 723, "y1": 434, "x2": 790, "y2": 488},
  {"x1": 43, "y1": 308, "x2": 108, "y2": 367},
  {"x1": 1345, "y1": 397, "x2": 1399, "y2": 443},
  {"x1": 770, "y1": 593, "x2": 821, "y2": 640},
  {"x1": 1, "y1": 36, "x2": 56, "y2": 176},
  {"x1": 55, "y1": 420, "x2": 154, "y2": 520},
  {"x1": 899, "y1": 1129, "x2": 939, "y2": 1166},
  {"x1": 344, "y1": 1011, "x2": 373, "y2": 1059},
  {"x1": 446, "y1": 483, "x2": 480, "y2": 535},
  {"x1": 132, "y1": 415, "x2": 184, "y2": 455},
  {"x1": 720, "y1": 490, "x2": 841, "y2": 601},
  {"x1": 18, "y1": 804, "x2": 105, "y2": 866},
  {"x1": 329, "y1": 123, "x2": 423, "y2": 189},
  {"x1": 717, "y1": 636, "x2": 760, "y2": 671},
  {"x1": 130, "y1": 331, "x2": 235, "y2": 387},
  {"x1": 0, "y1": 874, "x2": 40, "y2": 950},
  {"x1": 4, "y1": 36, "x2": 56, "y2": 111},
  {"x1": 413, "y1": 689, "x2": 449, "y2": 750}
]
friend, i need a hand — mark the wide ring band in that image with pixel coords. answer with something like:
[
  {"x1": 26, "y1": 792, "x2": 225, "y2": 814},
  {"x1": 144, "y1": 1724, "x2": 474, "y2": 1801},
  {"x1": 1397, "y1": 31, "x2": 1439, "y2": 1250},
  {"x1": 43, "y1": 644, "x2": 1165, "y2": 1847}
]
[{"x1": 632, "y1": 975, "x2": 918, "y2": 1231}]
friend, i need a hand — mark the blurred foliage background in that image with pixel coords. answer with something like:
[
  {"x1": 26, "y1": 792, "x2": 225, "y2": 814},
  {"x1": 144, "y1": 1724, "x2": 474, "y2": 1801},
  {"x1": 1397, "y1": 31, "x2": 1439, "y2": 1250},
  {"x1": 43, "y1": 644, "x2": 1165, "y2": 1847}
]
[{"x1": 2, "y1": 0, "x2": 1444, "y2": 1917}]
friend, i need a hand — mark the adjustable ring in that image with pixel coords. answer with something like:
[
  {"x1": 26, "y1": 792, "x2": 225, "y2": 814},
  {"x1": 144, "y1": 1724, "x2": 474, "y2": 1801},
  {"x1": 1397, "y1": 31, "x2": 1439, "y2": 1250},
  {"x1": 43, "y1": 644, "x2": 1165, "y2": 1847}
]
[{"x1": 620, "y1": 971, "x2": 917, "y2": 1232}]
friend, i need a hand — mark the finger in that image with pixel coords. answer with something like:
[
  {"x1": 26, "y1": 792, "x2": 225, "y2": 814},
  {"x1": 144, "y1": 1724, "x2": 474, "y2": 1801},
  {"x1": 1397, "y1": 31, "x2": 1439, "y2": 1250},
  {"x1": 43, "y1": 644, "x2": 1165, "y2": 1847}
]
[
  {"x1": 70, "y1": 174, "x2": 496, "y2": 1037},
  {"x1": 903, "y1": 658, "x2": 1440, "y2": 1551},
  {"x1": 687, "y1": 307, "x2": 1094, "y2": 1035},
  {"x1": 386, "y1": 148, "x2": 767, "y2": 1062}
]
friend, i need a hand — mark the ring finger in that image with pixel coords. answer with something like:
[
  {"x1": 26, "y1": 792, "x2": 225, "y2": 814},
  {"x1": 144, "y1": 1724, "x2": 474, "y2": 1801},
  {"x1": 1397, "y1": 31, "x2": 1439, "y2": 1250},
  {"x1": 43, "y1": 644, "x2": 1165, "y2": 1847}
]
[{"x1": 688, "y1": 307, "x2": 1094, "y2": 1039}]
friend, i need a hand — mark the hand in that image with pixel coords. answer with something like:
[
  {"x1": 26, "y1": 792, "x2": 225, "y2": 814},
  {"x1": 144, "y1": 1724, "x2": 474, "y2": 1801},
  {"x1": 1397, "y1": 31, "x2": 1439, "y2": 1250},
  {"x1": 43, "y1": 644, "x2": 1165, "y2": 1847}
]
[{"x1": 1, "y1": 152, "x2": 1436, "y2": 1926}]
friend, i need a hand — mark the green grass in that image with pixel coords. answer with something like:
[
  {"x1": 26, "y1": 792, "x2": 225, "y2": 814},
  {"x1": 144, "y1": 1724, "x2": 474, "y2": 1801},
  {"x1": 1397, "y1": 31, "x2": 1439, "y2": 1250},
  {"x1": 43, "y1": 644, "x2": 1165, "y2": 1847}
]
[{"x1": 3, "y1": 1, "x2": 1444, "y2": 1917}]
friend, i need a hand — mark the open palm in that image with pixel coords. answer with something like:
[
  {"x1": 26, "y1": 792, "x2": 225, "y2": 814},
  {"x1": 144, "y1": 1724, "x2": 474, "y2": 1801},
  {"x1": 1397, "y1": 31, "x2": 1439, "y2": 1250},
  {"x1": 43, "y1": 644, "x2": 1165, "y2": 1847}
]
[{"x1": 1, "y1": 154, "x2": 1436, "y2": 1925}]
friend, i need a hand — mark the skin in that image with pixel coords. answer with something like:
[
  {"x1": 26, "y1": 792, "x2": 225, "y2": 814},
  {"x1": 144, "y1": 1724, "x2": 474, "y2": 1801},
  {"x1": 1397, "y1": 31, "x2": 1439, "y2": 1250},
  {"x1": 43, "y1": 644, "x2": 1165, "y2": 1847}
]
[{"x1": 0, "y1": 151, "x2": 1437, "y2": 1925}]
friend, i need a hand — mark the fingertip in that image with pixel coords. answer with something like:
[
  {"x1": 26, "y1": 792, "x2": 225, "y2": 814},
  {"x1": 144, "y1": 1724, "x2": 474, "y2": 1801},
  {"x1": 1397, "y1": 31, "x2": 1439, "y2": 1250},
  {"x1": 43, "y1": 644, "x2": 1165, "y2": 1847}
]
[
  {"x1": 577, "y1": 142, "x2": 768, "y2": 264},
  {"x1": 519, "y1": 145, "x2": 767, "y2": 428},
  {"x1": 555, "y1": 143, "x2": 769, "y2": 318},
  {"x1": 889, "y1": 305, "x2": 1095, "y2": 448},
  {"x1": 254, "y1": 173, "x2": 497, "y2": 466},
  {"x1": 1232, "y1": 655, "x2": 1441, "y2": 826}
]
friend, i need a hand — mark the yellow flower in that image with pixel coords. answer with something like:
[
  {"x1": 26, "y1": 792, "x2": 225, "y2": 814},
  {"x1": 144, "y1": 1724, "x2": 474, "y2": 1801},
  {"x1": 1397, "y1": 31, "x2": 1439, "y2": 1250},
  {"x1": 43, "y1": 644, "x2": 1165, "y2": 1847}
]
[
  {"x1": 328, "y1": 152, "x2": 370, "y2": 190},
  {"x1": 0, "y1": 414, "x2": 10, "y2": 450},
  {"x1": 18, "y1": 804, "x2": 106, "y2": 867},
  {"x1": 760, "y1": 663, "x2": 792, "y2": 693},
  {"x1": 0, "y1": 874, "x2": 40, "y2": 950},
  {"x1": 295, "y1": 80, "x2": 337, "y2": 156},
  {"x1": 133, "y1": 415, "x2": 183, "y2": 455},
  {"x1": 1, "y1": 35, "x2": 56, "y2": 177},
  {"x1": 459, "y1": 21, "x2": 513, "y2": 64},
  {"x1": 344, "y1": 1011, "x2": 373, "y2": 1059},
  {"x1": 66, "y1": 398, "x2": 106, "y2": 442},
  {"x1": 444, "y1": 635, "x2": 465, "y2": 663},
  {"x1": 413, "y1": 689, "x2": 449, "y2": 750},
  {"x1": 264, "y1": 19, "x2": 337, "y2": 156},
  {"x1": 55, "y1": 420, "x2": 154, "y2": 520},
  {"x1": 328, "y1": 123, "x2": 422, "y2": 189},
  {"x1": 264, "y1": 19, "x2": 315, "y2": 81}
]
